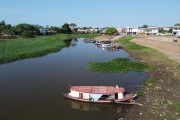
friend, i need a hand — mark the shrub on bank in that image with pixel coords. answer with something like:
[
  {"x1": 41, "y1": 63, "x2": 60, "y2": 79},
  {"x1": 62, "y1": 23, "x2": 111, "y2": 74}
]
[{"x1": 21, "y1": 31, "x2": 33, "y2": 38}]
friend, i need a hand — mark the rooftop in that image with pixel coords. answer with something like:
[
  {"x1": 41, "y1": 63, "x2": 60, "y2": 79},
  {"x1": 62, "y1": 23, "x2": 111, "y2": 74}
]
[{"x1": 70, "y1": 86, "x2": 125, "y2": 94}]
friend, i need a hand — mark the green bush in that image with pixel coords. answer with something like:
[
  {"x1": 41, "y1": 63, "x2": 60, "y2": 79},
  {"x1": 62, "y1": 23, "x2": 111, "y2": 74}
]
[
  {"x1": 21, "y1": 31, "x2": 33, "y2": 38},
  {"x1": 106, "y1": 27, "x2": 118, "y2": 35}
]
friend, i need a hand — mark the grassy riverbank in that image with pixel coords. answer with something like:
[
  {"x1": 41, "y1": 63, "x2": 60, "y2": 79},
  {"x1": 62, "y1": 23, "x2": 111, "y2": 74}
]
[
  {"x1": 0, "y1": 33, "x2": 99, "y2": 64},
  {"x1": 115, "y1": 36, "x2": 180, "y2": 120}
]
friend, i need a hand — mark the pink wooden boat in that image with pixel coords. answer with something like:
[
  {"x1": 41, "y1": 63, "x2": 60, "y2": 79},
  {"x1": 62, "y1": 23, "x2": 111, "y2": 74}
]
[{"x1": 63, "y1": 86, "x2": 136, "y2": 103}]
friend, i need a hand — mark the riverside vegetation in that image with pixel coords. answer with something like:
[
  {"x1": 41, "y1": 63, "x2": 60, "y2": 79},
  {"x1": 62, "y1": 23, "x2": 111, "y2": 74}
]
[
  {"x1": 0, "y1": 33, "x2": 99, "y2": 64},
  {"x1": 114, "y1": 36, "x2": 180, "y2": 120},
  {"x1": 88, "y1": 36, "x2": 156, "y2": 73}
]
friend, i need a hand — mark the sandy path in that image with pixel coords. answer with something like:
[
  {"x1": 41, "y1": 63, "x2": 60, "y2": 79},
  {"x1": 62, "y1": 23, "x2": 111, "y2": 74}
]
[
  {"x1": 132, "y1": 36, "x2": 180, "y2": 63},
  {"x1": 95, "y1": 35, "x2": 123, "y2": 41}
]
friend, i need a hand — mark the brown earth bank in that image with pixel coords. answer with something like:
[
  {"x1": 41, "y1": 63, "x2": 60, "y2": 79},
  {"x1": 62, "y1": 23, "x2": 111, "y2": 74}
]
[
  {"x1": 121, "y1": 36, "x2": 180, "y2": 120},
  {"x1": 132, "y1": 36, "x2": 180, "y2": 63}
]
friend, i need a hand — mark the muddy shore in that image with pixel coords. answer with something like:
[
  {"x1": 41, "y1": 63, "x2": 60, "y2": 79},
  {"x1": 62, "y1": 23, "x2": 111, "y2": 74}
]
[{"x1": 96, "y1": 35, "x2": 180, "y2": 120}]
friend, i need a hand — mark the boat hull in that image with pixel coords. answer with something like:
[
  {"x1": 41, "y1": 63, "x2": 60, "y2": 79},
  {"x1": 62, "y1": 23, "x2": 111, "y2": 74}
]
[{"x1": 63, "y1": 93, "x2": 136, "y2": 104}]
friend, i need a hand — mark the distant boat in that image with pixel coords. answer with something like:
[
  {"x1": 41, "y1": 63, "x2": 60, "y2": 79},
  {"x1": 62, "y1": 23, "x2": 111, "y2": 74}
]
[
  {"x1": 95, "y1": 40, "x2": 113, "y2": 48},
  {"x1": 100, "y1": 43, "x2": 113, "y2": 48},
  {"x1": 85, "y1": 39, "x2": 96, "y2": 43},
  {"x1": 63, "y1": 86, "x2": 136, "y2": 103}
]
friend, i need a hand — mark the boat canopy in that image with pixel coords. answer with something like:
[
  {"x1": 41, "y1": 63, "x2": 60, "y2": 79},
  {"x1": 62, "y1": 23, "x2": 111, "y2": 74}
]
[{"x1": 70, "y1": 86, "x2": 125, "y2": 94}]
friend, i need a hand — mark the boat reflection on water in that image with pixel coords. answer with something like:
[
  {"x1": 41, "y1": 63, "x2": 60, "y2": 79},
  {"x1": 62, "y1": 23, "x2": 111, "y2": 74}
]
[{"x1": 66, "y1": 100, "x2": 124, "y2": 113}]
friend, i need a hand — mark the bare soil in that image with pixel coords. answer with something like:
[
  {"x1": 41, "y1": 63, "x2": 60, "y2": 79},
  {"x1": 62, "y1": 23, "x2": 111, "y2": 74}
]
[{"x1": 132, "y1": 36, "x2": 180, "y2": 63}]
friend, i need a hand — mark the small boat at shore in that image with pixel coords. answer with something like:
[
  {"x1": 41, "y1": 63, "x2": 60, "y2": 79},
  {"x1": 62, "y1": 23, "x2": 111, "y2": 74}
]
[{"x1": 63, "y1": 86, "x2": 136, "y2": 103}]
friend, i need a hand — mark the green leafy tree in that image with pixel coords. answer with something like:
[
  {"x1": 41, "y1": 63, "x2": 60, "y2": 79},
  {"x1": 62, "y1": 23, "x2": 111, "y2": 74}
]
[
  {"x1": 142, "y1": 25, "x2": 148, "y2": 28},
  {"x1": 32, "y1": 25, "x2": 40, "y2": 35},
  {"x1": 168, "y1": 28, "x2": 172, "y2": 33},
  {"x1": 4, "y1": 24, "x2": 12, "y2": 34},
  {"x1": 106, "y1": 27, "x2": 118, "y2": 35},
  {"x1": 159, "y1": 28, "x2": 173, "y2": 34},
  {"x1": 21, "y1": 31, "x2": 33, "y2": 38},
  {"x1": 59, "y1": 28, "x2": 67, "y2": 33},
  {"x1": 50, "y1": 26, "x2": 60, "y2": 32},
  {"x1": 0, "y1": 20, "x2": 6, "y2": 33},
  {"x1": 13, "y1": 23, "x2": 38, "y2": 37},
  {"x1": 62, "y1": 23, "x2": 71, "y2": 33},
  {"x1": 174, "y1": 23, "x2": 180, "y2": 26},
  {"x1": 0, "y1": 20, "x2": 5, "y2": 26},
  {"x1": 0, "y1": 20, "x2": 13, "y2": 35},
  {"x1": 83, "y1": 27, "x2": 87, "y2": 29},
  {"x1": 159, "y1": 28, "x2": 165, "y2": 33}
]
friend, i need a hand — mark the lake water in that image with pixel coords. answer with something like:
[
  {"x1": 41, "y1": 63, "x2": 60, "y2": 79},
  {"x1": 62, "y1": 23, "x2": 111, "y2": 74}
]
[{"x1": 0, "y1": 38, "x2": 148, "y2": 120}]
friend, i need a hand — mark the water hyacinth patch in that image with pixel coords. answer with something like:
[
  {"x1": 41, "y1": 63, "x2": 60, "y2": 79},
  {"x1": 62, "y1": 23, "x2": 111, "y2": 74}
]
[{"x1": 88, "y1": 58, "x2": 155, "y2": 73}]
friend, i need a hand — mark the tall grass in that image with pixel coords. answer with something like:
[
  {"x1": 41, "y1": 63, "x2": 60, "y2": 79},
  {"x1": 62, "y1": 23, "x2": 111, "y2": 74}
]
[{"x1": 0, "y1": 33, "x2": 99, "y2": 64}]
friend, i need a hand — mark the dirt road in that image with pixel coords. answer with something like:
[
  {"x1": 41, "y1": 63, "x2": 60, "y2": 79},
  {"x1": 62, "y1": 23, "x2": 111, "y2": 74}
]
[{"x1": 132, "y1": 36, "x2": 180, "y2": 63}]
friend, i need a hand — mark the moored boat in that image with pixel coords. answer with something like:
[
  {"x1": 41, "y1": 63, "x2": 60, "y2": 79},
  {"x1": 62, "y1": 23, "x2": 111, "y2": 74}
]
[{"x1": 63, "y1": 86, "x2": 136, "y2": 103}]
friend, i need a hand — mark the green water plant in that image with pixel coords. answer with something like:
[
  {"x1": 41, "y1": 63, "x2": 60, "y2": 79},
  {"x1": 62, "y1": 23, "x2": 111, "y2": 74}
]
[{"x1": 88, "y1": 58, "x2": 155, "y2": 73}]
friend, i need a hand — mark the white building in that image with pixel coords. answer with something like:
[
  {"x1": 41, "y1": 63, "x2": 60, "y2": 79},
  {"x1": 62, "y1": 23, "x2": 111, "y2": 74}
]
[
  {"x1": 116, "y1": 28, "x2": 123, "y2": 34},
  {"x1": 172, "y1": 26, "x2": 180, "y2": 35},
  {"x1": 77, "y1": 29, "x2": 88, "y2": 33},
  {"x1": 146, "y1": 26, "x2": 159, "y2": 35},
  {"x1": 137, "y1": 26, "x2": 159, "y2": 35},
  {"x1": 124, "y1": 27, "x2": 139, "y2": 35},
  {"x1": 77, "y1": 28, "x2": 99, "y2": 34},
  {"x1": 39, "y1": 28, "x2": 49, "y2": 35}
]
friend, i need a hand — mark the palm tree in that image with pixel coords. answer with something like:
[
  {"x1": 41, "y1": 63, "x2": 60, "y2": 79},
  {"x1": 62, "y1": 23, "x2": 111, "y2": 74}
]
[
  {"x1": 70, "y1": 23, "x2": 77, "y2": 29},
  {"x1": 69, "y1": 23, "x2": 77, "y2": 33}
]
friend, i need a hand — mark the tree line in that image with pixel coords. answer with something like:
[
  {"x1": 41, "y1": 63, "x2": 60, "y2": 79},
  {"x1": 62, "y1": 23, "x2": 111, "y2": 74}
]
[{"x1": 0, "y1": 20, "x2": 77, "y2": 38}]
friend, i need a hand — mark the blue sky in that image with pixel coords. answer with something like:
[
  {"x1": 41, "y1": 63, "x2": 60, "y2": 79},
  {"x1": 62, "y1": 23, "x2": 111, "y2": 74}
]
[{"x1": 0, "y1": 0, "x2": 180, "y2": 27}]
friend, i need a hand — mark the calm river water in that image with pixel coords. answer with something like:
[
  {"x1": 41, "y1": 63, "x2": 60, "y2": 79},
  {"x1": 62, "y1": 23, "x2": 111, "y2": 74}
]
[{"x1": 0, "y1": 38, "x2": 148, "y2": 120}]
